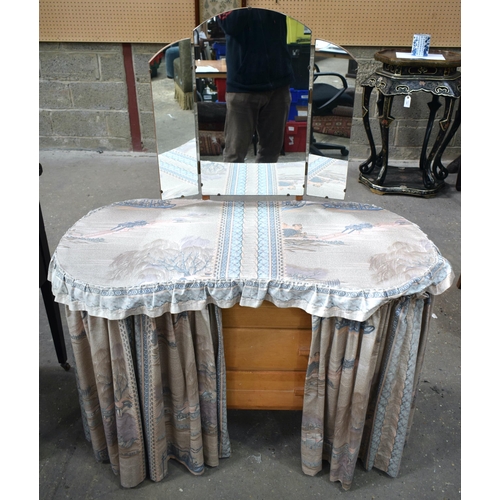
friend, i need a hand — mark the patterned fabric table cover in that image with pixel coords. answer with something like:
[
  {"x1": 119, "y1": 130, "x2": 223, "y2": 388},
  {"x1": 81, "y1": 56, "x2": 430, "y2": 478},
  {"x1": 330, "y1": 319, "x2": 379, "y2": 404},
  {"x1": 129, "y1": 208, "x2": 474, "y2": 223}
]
[
  {"x1": 49, "y1": 199, "x2": 451, "y2": 320},
  {"x1": 48, "y1": 199, "x2": 453, "y2": 490}
]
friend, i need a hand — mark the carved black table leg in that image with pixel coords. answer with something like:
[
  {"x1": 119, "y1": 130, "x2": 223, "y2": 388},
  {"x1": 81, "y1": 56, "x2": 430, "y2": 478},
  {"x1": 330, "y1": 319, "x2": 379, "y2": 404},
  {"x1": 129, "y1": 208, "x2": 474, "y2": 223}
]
[
  {"x1": 419, "y1": 94, "x2": 442, "y2": 188},
  {"x1": 433, "y1": 100, "x2": 461, "y2": 180},
  {"x1": 359, "y1": 86, "x2": 379, "y2": 175},
  {"x1": 374, "y1": 94, "x2": 394, "y2": 186}
]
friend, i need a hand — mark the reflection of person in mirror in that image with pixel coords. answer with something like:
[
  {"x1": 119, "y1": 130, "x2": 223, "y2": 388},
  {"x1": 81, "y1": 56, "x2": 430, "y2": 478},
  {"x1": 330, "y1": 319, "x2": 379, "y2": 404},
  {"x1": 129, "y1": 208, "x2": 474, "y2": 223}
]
[{"x1": 217, "y1": 8, "x2": 294, "y2": 163}]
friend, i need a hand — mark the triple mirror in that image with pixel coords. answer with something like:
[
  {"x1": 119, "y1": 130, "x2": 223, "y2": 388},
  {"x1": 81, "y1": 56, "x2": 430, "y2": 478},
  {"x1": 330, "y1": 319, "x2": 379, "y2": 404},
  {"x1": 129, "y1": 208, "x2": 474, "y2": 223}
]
[{"x1": 149, "y1": 7, "x2": 356, "y2": 200}]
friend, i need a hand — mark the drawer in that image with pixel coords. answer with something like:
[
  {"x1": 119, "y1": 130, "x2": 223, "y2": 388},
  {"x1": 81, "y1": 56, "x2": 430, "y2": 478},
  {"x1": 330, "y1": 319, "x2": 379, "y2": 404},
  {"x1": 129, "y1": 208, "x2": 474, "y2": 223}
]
[
  {"x1": 221, "y1": 301, "x2": 312, "y2": 410},
  {"x1": 226, "y1": 370, "x2": 306, "y2": 410},
  {"x1": 221, "y1": 301, "x2": 311, "y2": 329},
  {"x1": 223, "y1": 327, "x2": 311, "y2": 371}
]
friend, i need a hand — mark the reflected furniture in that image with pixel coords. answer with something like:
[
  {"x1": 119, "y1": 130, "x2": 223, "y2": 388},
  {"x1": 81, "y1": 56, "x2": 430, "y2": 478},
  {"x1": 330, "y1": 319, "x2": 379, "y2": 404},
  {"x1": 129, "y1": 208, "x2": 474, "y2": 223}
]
[
  {"x1": 197, "y1": 102, "x2": 227, "y2": 155},
  {"x1": 195, "y1": 58, "x2": 227, "y2": 103},
  {"x1": 195, "y1": 58, "x2": 227, "y2": 79},
  {"x1": 48, "y1": 198, "x2": 453, "y2": 490},
  {"x1": 173, "y1": 39, "x2": 194, "y2": 110},
  {"x1": 359, "y1": 49, "x2": 461, "y2": 197},
  {"x1": 194, "y1": 59, "x2": 228, "y2": 155},
  {"x1": 165, "y1": 44, "x2": 179, "y2": 78},
  {"x1": 310, "y1": 67, "x2": 355, "y2": 157}
]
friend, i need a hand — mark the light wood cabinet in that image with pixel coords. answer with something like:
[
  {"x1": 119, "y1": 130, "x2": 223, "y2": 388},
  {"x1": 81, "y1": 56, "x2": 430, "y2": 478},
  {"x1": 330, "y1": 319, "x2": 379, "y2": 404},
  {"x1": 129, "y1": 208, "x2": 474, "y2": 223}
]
[{"x1": 221, "y1": 301, "x2": 312, "y2": 410}]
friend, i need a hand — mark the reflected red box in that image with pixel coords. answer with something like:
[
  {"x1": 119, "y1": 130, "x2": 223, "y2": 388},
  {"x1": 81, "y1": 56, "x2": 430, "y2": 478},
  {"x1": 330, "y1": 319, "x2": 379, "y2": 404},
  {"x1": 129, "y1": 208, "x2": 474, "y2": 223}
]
[
  {"x1": 214, "y1": 78, "x2": 226, "y2": 102},
  {"x1": 284, "y1": 121, "x2": 307, "y2": 152}
]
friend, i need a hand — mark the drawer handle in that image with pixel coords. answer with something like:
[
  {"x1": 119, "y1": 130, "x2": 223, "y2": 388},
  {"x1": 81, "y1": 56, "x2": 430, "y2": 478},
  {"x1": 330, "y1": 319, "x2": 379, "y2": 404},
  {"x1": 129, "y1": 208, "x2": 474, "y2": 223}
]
[
  {"x1": 294, "y1": 388, "x2": 305, "y2": 396},
  {"x1": 298, "y1": 346, "x2": 310, "y2": 357}
]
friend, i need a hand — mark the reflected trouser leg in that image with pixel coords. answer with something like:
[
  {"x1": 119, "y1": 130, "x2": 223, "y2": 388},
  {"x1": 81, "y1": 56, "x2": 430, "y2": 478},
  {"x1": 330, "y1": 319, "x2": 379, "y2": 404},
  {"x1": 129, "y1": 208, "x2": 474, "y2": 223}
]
[
  {"x1": 256, "y1": 86, "x2": 291, "y2": 163},
  {"x1": 223, "y1": 92, "x2": 259, "y2": 163}
]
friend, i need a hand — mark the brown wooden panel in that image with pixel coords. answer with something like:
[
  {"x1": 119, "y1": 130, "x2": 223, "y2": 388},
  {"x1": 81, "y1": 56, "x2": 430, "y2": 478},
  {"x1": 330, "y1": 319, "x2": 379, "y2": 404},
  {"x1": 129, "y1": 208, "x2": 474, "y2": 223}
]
[
  {"x1": 223, "y1": 327, "x2": 311, "y2": 371},
  {"x1": 227, "y1": 390, "x2": 304, "y2": 410},
  {"x1": 221, "y1": 301, "x2": 311, "y2": 329},
  {"x1": 226, "y1": 370, "x2": 306, "y2": 410},
  {"x1": 39, "y1": 0, "x2": 461, "y2": 47},
  {"x1": 222, "y1": 301, "x2": 311, "y2": 409},
  {"x1": 251, "y1": 0, "x2": 461, "y2": 47},
  {"x1": 39, "y1": 0, "x2": 196, "y2": 43}
]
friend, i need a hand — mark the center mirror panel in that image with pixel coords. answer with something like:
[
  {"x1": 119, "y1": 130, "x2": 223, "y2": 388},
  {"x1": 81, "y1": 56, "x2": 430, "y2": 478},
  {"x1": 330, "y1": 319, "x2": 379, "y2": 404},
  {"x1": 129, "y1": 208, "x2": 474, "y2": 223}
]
[{"x1": 193, "y1": 8, "x2": 313, "y2": 197}]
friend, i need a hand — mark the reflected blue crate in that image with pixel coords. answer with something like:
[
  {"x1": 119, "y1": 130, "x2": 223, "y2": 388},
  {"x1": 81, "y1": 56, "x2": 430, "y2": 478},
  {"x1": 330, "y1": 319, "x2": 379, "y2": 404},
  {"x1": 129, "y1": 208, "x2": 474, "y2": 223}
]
[
  {"x1": 212, "y1": 42, "x2": 226, "y2": 59},
  {"x1": 288, "y1": 89, "x2": 309, "y2": 120}
]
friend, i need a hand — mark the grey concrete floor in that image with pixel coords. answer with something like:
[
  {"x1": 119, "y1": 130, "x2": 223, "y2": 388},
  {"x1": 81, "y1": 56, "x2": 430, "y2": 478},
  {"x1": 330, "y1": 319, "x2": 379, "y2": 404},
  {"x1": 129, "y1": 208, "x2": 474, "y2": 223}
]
[{"x1": 39, "y1": 65, "x2": 461, "y2": 499}]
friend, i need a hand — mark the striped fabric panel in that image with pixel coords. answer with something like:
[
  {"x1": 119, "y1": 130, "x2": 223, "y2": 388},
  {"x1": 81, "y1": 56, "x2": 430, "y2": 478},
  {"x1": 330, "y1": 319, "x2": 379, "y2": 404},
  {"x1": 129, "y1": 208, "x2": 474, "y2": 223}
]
[
  {"x1": 214, "y1": 201, "x2": 246, "y2": 279},
  {"x1": 226, "y1": 164, "x2": 248, "y2": 195},
  {"x1": 257, "y1": 164, "x2": 277, "y2": 196},
  {"x1": 257, "y1": 202, "x2": 283, "y2": 279},
  {"x1": 215, "y1": 199, "x2": 284, "y2": 280}
]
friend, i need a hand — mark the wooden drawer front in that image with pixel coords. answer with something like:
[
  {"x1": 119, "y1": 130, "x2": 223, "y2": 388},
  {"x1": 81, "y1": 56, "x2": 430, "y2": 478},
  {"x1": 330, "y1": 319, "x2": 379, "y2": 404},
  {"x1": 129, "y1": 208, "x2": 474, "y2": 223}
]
[
  {"x1": 223, "y1": 327, "x2": 311, "y2": 371},
  {"x1": 221, "y1": 302, "x2": 311, "y2": 329},
  {"x1": 221, "y1": 302, "x2": 312, "y2": 410},
  {"x1": 226, "y1": 371, "x2": 306, "y2": 410}
]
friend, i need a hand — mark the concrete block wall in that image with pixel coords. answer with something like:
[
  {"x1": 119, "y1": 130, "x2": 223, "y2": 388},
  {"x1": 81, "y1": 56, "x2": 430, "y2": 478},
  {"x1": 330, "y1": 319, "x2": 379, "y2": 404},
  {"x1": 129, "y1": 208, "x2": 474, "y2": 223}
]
[
  {"x1": 39, "y1": 42, "x2": 163, "y2": 152},
  {"x1": 39, "y1": 43, "x2": 460, "y2": 162}
]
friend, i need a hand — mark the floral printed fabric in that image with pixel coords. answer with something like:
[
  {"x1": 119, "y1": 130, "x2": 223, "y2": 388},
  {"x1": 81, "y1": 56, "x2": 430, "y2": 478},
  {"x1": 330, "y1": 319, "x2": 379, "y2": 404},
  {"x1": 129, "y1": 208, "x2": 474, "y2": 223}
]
[
  {"x1": 48, "y1": 199, "x2": 453, "y2": 322},
  {"x1": 302, "y1": 293, "x2": 433, "y2": 490},
  {"x1": 66, "y1": 294, "x2": 434, "y2": 490},
  {"x1": 66, "y1": 304, "x2": 229, "y2": 488}
]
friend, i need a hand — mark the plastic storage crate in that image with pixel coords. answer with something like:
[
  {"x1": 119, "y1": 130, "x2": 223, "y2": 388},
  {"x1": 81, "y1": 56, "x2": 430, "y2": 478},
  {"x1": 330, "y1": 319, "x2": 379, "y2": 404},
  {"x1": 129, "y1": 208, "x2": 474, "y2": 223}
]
[
  {"x1": 288, "y1": 89, "x2": 309, "y2": 120},
  {"x1": 212, "y1": 42, "x2": 226, "y2": 59}
]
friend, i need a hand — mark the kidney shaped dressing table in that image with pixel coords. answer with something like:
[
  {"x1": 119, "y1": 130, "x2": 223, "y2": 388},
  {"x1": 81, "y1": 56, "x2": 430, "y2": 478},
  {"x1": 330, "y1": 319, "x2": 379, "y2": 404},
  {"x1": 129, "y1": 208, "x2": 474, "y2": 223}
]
[{"x1": 48, "y1": 197, "x2": 453, "y2": 490}]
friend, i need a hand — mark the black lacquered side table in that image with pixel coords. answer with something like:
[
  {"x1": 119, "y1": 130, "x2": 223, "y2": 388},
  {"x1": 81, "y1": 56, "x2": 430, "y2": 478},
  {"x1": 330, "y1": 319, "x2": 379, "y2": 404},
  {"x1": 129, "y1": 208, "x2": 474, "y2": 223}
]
[{"x1": 359, "y1": 49, "x2": 461, "y2": 197}]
